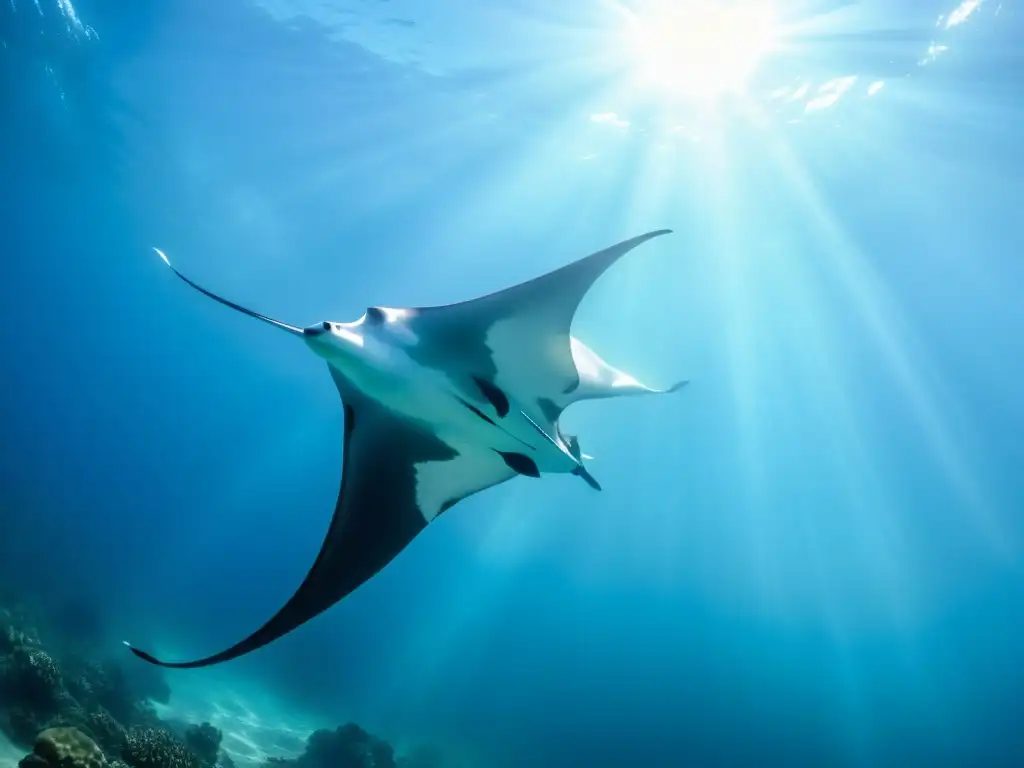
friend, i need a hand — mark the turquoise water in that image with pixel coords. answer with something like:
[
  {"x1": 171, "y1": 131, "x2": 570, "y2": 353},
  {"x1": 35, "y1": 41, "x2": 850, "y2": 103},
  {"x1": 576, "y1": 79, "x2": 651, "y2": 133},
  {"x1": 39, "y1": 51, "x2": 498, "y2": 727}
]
[{"x1": 2, "y1": 0, "x2": 1023, "y2": 766}]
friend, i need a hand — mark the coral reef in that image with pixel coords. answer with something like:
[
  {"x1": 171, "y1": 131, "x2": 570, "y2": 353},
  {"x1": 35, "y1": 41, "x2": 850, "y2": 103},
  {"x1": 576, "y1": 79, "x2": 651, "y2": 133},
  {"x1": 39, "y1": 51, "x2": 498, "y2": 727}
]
[
  {"x1": 306, "y1": 723, "x2": 394, "y2": 768},
  {"x1": 263, "y1": 724, "x2": 452, "y2": 768},
  {"x1": 123, "y1": 727, "x2": 201, "y2": 768},
  {"x1": 182, "y1": 724, "x2": 221, "y2": 768},
  {"x1": 4, "y1": 647, "x2": 64, "y2": 711},
  {"x1": 0, "y1": 595, "x2": 454, "y2": 768},
  {"x1": 0, "y1": 598, "x2": 219, "y2": 768},
  {"x1": 18, "y1": 726, "x2": 106, "y2": 768},
  {"x1": 84, "y1": 710, "x2": 129, "y2": 756},
  {"x1": 62, "y1": 656, "x2": 170, "y2": 725}
]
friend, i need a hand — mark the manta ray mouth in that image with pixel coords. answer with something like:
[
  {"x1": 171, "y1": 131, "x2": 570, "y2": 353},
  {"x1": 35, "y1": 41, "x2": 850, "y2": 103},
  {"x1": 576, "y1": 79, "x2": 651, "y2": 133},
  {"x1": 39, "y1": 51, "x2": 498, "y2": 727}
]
[{"x1": 154, "y1": 248, "x2": 303, "y2": 336}]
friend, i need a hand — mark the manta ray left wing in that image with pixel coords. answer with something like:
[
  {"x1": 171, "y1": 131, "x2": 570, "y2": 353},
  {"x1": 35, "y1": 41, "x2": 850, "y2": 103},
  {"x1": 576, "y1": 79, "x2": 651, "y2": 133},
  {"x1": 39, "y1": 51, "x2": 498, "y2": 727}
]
[
  {"x1": 401, "y1": 230, "x2": 678, "y2": 428},
  {"x1": 127, "y1": 369, "x2": 514, "y2": 669}
]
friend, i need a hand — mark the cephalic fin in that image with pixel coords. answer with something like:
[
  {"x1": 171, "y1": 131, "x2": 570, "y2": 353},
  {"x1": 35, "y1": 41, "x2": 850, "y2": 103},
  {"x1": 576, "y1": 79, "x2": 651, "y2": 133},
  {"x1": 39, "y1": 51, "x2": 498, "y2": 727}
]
[{"x1": 153, "y1": 248, "x2": 303, "y2": 337}]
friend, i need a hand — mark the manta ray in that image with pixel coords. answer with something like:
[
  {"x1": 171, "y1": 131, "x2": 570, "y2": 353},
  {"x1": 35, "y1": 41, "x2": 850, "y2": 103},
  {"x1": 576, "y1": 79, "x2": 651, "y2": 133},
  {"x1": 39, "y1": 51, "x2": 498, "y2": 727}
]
[{"x1": 127, "y1": 229, "x2": 686, "y2": 668}]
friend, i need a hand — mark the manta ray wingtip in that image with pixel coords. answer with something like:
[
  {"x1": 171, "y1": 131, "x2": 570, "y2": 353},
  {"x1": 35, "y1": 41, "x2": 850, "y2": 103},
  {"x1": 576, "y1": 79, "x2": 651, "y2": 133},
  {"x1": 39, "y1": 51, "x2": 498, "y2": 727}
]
[
  {"x1": 153, "y1": 247, "x2": 171, "y2": 266},
  {"x1": 123, "y1": 641, "x2": 166, "y2": 667},
  {"x1": 636, "y1": 228, "x2": 673, "y2": 241},
  {"x1": 667, "y1": 379, "x2": 689, "y2": 393}
]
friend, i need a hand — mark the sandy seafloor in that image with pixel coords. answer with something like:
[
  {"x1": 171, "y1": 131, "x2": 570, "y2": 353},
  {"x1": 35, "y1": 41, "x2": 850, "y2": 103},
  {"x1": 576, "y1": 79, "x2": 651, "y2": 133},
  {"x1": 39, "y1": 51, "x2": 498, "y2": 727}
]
[
  {"x1": 148, "y1": 675, "x2": 314, "y2": 767},
  {"x1": 0, "y1": 730, "x2": 19, "y2": 768}
]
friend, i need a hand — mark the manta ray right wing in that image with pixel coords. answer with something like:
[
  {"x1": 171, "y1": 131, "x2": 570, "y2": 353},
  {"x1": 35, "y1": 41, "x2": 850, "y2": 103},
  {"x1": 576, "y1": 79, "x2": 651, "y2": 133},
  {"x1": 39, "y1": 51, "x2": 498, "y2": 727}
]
[
  {"x1": 127, "y1": 370, "x2": 514, "y2": 669},
  {"x1": 401, "y1": 229, "x2": 684, "y2": 429}
]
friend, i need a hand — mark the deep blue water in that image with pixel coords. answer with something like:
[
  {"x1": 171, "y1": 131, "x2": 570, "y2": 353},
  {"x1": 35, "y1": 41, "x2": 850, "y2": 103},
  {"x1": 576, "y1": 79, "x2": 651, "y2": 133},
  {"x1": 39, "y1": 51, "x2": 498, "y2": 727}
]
[{"x1": 2, "y1": 0, "x2": 1024, "y2": 765}]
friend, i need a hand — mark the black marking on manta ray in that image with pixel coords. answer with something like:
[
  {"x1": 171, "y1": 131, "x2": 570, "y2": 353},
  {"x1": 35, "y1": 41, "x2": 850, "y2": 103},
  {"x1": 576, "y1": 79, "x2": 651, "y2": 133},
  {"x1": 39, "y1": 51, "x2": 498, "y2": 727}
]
[
  {"x1": 365, "y1": 307, "x2": 386, "y2": 324},
  {"x1": 472, "y1": 376, "x2": 510, "y2": 417},
  {"x1": 455, "y1": 395, "x2": 535, "y2": 451},
  {"x1": 456, "y1": 395, "x2": 496, "y2": 425},
  {"x1": 494, "y1": 450, "x2": 541, "y2": 478}
]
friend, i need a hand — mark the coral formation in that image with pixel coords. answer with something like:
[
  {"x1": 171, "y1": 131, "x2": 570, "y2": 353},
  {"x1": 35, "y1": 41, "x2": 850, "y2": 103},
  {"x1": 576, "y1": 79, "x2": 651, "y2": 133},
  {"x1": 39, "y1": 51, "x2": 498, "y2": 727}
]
[
  {"x1": 1, "y1": 610, "x2": 41, "y2": 655},
  {"x1": 4, "y1": 647, "x2": 64, "y2": 711},
  {"x1": 84, "y1": 709, "x2": 129, "y2": 756},
  {"x1": 263, "y1": 723, "x2": 449, "y2": 768},
  {"x1": 182, "y1": 724, "x2": 221, "y2": 768},
  {"x1": 62, "y1": 656, "x2": 169, "y2": 726},
  {"x1": 308, "y1": 723, "x2": 395, "y2": 768},
  {"x1": 0, "y1": 597, "x2": 213, "y2": 768},
  {"x1": 18, "y1": 726, "x2": 106, "y2": 768},
  {"x1": 123, "y1": 727, "x2": 200, "y2": 768},
  {"x1": 0, "y1": 595, "x2": 453, "y2": 768}
]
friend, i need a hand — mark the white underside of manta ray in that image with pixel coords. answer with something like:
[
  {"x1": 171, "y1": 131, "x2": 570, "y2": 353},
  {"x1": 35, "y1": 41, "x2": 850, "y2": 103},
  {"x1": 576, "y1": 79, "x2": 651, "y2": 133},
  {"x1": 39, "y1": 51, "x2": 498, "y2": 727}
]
[{"x1": 127, "y1": 229, "x2": 687, "y2": 669}]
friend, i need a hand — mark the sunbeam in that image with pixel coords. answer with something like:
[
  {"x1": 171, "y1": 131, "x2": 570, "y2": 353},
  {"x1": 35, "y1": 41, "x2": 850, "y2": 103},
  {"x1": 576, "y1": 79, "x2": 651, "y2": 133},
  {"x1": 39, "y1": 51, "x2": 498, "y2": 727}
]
[
  {"x1": 614, "y1": 0, "x2": 781, "y2": 101},
  {"x1": 4, "y1": 1, "x2": 1023, "y2": 768},
  {"x1": 758, "y1": 124, "x2": 1011, "y2": 559}
]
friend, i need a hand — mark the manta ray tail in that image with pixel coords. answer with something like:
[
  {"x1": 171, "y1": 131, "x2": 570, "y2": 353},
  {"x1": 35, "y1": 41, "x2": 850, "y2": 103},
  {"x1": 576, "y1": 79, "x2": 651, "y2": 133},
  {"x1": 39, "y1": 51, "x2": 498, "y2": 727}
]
[{"x1": 153, "y1": 248, "x2": 303, "y2": 337}]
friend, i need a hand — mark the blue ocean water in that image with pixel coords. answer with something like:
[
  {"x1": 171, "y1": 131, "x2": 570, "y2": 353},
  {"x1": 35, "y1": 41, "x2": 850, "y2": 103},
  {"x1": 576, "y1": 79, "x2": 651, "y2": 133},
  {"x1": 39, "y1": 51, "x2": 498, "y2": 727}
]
[{"x1": 2, "y1": 0, "x2": 1023, "y2": 766}]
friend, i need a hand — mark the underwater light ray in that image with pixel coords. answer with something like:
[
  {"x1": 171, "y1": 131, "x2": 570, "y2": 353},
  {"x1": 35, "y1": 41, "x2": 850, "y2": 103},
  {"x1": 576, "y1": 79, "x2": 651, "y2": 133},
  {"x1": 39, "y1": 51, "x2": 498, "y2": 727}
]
[
  {"x1": 819, "y1": 611, "x2": 877, "y2": 765},
  {"x1": 795, "y1": 483, "x2": 945, "y2": 764},
  {"x1": 694, "y1": 128, "x2": 788, "y2": 607},
  {"x1": 561, "y1": 123, "x2": 691, "y2": 363},
  {"x1": 282, "y1": 108, "x2": 512, "y2": 212},
  {"x1": 771, "y1": 221, "x2": 928, "y2": 629},
  {"x1": 609, "y1": 129, "x2": 692, "y2": 227},
  {"x1": 387, "y1": 92, "x2": 648, "y2": 286},
  {"x1": 546, "y1": 157, "x2": 694, "y2": 588},
  {"x1": 665, "y1": 98, "x2": 975, "y2": 629},
  {"x1": 768, "y1": 328, "x2": 948, "y2": 753},
  {"x1": 758, "y1": 128, "x2": 1010, "y2": 557},
  {"x1": 369, "y1": 492, "x2": 537, "y2": 711}
]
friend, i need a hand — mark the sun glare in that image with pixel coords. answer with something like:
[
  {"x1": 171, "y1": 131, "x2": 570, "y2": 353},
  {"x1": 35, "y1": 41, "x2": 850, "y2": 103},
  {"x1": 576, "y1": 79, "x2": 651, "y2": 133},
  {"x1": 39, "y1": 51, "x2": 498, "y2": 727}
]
[{"x1": 621, "y1": 1, "x2": 779, "y2": 101}]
